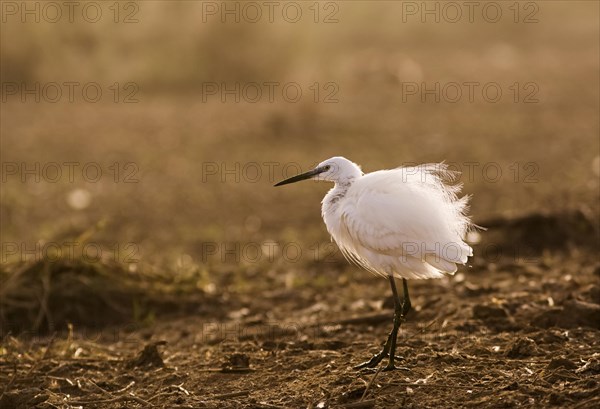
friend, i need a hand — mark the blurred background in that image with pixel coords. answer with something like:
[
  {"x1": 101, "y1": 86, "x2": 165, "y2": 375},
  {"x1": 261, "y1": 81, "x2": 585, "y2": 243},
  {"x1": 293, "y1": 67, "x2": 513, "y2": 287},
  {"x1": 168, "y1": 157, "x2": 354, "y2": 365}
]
[
  {"x1": 1, "y1": 2, "x2": 599, "y2": 407},
  {"x1": 1, "y1": 0, "x2": 599, "y2": 319}
]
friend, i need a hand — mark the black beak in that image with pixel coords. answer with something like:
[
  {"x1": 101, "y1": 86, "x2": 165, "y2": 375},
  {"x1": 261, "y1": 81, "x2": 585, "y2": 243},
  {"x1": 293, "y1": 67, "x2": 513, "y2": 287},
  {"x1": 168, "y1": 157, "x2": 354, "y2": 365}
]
[{"x1": 274, "y1": 167, "x2": 327, "y2": 187}]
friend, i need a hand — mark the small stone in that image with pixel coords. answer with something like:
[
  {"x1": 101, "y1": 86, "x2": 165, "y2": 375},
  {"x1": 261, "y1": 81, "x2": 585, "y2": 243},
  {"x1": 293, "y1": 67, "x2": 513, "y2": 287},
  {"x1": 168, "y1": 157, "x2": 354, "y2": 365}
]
[
  {"x1": 505, "y1": 337, "x2": 539, "y2": 358},
  {"x1": 557, "y1": 300, "x2": 600, "y2": 329},
  {"x1": 502, "y1": 381, "x2": 519, "y2": 391},
  {"x1": 127, "y1": 341, "x2": 166, "y2": 368},
  {"x1": 227, "y1": 353, "x2": 250, "y2": 369},
  {"x1": 576, "y1": 357, "x2": 600, "y2": 374},
  {"x1": 547, "y1": 358, "x2": 577, "y2": 370},
  {"x1": 531, "y1": 308, "x2": 562, "y2": 329},
  {"x1": 473, "y1": 304, "x2": 509, "y2": 320}
]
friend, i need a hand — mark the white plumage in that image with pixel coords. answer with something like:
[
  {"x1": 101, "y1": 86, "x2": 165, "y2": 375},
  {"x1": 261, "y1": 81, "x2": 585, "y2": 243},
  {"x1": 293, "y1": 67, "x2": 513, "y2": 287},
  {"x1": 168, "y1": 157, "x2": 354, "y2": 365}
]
[
  {"x1": 276, "y1": 156, "x2": 473, "y2": 280},
  {"x1": 319, "y1": 157, "x2": 473, "y2": 280}
]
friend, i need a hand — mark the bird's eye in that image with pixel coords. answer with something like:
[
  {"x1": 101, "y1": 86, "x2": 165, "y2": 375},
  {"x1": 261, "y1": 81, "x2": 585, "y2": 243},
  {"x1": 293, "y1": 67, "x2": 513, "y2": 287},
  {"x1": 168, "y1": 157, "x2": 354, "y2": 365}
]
[{"x1": 324, "y1": 165, "x2": 331, "y2": 171}]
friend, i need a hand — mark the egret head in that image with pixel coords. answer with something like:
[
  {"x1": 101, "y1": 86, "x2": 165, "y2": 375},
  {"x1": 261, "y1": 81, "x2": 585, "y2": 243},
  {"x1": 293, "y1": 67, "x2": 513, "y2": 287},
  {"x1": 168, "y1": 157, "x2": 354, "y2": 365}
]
[{"x1": 274, "y1": 156, "x2": 362, "y2": 186}]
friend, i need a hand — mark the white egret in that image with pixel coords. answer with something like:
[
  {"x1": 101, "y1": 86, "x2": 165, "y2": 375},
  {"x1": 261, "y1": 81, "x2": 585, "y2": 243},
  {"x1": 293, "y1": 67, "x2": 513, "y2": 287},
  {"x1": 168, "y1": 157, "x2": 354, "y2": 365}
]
[{"x1": 275, "y1": 156, "x2": 473, "y2": 370}]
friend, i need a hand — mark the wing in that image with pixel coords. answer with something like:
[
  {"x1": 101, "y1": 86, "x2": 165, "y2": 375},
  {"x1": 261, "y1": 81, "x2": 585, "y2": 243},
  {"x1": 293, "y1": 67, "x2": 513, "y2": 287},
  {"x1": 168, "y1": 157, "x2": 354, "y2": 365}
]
[{"x1": 336, "y1": 165, "x2": 472, "y2": 274}]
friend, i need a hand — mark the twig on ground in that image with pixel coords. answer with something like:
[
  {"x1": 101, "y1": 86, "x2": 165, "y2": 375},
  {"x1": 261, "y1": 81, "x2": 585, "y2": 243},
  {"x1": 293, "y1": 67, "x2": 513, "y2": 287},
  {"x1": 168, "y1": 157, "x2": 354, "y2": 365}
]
[
  {"x1": 198, "y1": 367, "x2": 255, "y2": 373},
  {"x1": 0, "y1": 362, "x2": 18, "y2": 400},
  {"x1": 148, "y1": 390, "x2": 182, "y2": 402},
  {"x1": 387, "y1": 382, "x2": 483, "y2": 389},
  {"x1": 573, "y1": 396, "x2": 600, "y2": 409},
  {"x1": 147, "y1": 384, "x2": 191, "y2": 402},
  {"x1": 211, "y1": 390, "x2": 251, "y2": 400},
  {"x1": 114, "y1": 380, "x2": 136, "y2": 393},
  {"x1": 46, "y1": 375, "x2": 75, "y2": 386},
  {"x1": 68, "y1": 393, "x2": 154, "y2": 407},
  {"x1": 361, "y1": 366, "x2": 383, "y2": 401},
  {"x1": 341, "y1": 399, "x2": 376, "y2": 408},
  {"x1": 404, "y1": 318, "x2": 439, "y2": 342},
  {"x1": 175, "y1": 383, "x2": 191, "y2": 395},
  {"x1": 0, "y1": 333, "x2": 57, "y2": 401},
  {"x1": 87, "y1": 379, "x2": 114, "y2": 396}
]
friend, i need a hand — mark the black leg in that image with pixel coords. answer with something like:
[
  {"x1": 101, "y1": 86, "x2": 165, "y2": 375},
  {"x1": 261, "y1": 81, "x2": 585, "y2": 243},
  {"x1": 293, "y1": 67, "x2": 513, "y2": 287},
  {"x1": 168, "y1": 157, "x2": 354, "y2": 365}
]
[
  {"x1": 401, "y1": 278, "x2": 412, "y2": 316},
  {"x1": 384, "y1": 278, "x2": 411, "y2": 371},
  {"x1": 354, "y1": 276, "x2": 409, "y2": 370}
]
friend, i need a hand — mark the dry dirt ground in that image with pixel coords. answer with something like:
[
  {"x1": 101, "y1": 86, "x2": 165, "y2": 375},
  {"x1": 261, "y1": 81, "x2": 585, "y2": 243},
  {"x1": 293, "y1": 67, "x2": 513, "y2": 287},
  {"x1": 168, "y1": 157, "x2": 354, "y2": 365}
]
[
  {"x1": 1, "y1": 2, "x2": 598, "y2": 408},
  {"x1": 1, "y1": 212, "x2": 599, "y2": 409}
]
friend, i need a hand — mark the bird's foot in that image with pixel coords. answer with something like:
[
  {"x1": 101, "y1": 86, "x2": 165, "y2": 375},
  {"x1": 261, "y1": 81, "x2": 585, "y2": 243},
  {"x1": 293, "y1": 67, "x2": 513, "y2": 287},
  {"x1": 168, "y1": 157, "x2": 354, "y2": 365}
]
[
  {"x1": 354, "y1": 352, "x2": 386, "y2": 369},
  {"x1": 383, "y1": 363, "x2": 410, "y2": 372},
  {"x1": 354, "y1": 353, "x2": 404, "y2": 370}
]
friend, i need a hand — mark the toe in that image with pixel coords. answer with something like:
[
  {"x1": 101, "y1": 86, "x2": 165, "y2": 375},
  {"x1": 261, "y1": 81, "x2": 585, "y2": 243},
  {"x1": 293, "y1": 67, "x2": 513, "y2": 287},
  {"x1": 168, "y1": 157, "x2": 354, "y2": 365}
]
[
  {"x1": 383, "y1": 364, "x2": 397, "y2": 372},
  {"x1": 354, "y1": 353, "x2": 386, "y2": 370},
  {"x1": 383, "y1": 364, "x2": 410, "y2": 372},
  {"x1": 354, "y1": 360, "x2": 377, "y2": 370}
]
